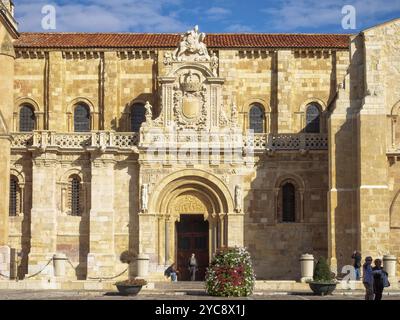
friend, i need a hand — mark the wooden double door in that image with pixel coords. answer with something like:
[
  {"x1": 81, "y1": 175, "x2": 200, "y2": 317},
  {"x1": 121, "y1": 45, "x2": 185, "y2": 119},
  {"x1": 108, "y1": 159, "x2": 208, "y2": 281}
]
[{"x1": 176, "y1": 214, "x2": 209, "y2": 281}]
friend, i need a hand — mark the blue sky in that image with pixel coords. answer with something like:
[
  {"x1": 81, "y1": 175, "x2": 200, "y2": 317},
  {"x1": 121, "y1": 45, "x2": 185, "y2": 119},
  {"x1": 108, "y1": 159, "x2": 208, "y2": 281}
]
[{"x1": 14, "y1": 0, "x2": 400, "y2": 33}]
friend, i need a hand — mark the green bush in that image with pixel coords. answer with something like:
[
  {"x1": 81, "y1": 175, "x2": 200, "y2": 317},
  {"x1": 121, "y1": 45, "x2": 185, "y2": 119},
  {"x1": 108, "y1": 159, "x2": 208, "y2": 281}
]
[
  {"x1": 205, "y1": 247, "x2": 256, "y2": 297},
  {"x1": 313, "y1": 257, "x2": 336, "y2": 283}
]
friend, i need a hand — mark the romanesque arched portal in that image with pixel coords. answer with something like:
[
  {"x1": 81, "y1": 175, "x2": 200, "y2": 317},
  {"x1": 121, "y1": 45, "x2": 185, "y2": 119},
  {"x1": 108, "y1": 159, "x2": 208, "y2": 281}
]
[{"x1": 138, "y1": 169, "x2": 241, "y2": 277}]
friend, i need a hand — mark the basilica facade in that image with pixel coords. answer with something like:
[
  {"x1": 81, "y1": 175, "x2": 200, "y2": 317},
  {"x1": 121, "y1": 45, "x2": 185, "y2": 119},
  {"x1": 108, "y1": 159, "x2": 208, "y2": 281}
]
[{"x1": 1, "y1": 1, "x2": 400, "y2": 281}]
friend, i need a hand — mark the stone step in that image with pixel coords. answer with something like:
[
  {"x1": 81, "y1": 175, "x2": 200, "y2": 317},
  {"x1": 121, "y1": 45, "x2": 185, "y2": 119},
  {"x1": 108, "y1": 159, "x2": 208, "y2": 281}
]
[{"x1": 154, "y1": 281, "x2": 205, "y2": 290}]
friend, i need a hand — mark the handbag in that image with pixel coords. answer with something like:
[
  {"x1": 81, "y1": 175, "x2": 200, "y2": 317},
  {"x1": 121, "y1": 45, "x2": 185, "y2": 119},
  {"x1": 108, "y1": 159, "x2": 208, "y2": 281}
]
[{"x1": 383, "y1": 272, "x2": 390, "y2": 288}]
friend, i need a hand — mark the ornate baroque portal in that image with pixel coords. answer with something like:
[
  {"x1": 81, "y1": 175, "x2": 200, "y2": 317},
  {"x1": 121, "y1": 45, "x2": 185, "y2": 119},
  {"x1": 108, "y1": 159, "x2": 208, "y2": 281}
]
[{"x1": 136, "y1": 26, "x2": 244, "y2": 276}]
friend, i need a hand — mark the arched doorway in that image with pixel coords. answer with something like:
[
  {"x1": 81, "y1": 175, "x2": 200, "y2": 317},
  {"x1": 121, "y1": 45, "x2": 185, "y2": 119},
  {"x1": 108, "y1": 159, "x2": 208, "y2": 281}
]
[
  {"x1": 145, "y1": 170, "x2": 238, "y2": 280},
  {"x1": 176, "y1": 214, "x2": 209, "y2": 280}
]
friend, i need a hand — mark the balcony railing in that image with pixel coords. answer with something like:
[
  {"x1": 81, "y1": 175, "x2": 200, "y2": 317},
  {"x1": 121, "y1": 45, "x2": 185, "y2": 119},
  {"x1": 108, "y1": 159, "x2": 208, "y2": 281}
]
[
  {"x1": 11, "y1": 132, "x2": 328, "y2": 152},
  {"x1": 11, "y1": 131, "x2": 139, "y2": 151},
  {"x1": 244, "y1": 134, "x2": 328, "y2": 151}
]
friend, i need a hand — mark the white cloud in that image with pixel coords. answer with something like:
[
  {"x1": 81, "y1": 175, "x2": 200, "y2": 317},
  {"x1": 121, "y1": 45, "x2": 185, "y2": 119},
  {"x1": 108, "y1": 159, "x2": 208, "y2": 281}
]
[
  {"x1": 262, "y1": 0, "x2": 400, "y2": 31},
  {"x1": 15, "y1": 0, "x2": 188, "y2": 32},
  {"x1": 205, "y1": 6, "x2": 231, "y2": 20},
  {"x1": 225, "y1": 23, "x2": 253, "y2": 32}
]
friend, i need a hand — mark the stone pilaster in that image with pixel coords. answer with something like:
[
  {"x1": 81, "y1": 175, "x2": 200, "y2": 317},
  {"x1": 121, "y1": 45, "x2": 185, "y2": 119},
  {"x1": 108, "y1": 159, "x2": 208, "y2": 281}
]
[
  {"x1": 28, "y1": 151, "x2": 58, "y2": 276},
  {"x1": 327, "y1": 47, "x2": 358, "y2": 273},
  {"x1": 0, "y1": 136, "x2": 11, "y2": 246},
  {"x1": 357, "y1": 30, "x2": 390, "y2": 258},
  {"x1": 87, "y1": 151, "x2": 116, "y2": 277},
  {"x1": 226, "y1": 213, "x2": 244, "y2": 247},
  {"x1": 137, "y1": 212, "x2": 158, "y2": 272},
  {"x1": 0, "y1": 13, "x2": 16, "y2": 246}
]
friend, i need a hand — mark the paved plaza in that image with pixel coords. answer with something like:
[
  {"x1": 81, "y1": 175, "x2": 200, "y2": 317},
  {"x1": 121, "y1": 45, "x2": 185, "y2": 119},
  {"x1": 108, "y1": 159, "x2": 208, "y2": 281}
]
[{"x1": 0, "y1": 290, "x2": 399, "y2": 300}]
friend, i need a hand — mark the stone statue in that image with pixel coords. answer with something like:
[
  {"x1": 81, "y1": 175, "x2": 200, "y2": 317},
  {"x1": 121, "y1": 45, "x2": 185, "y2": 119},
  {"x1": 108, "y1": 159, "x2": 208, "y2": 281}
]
[
  {"x1": 231, "y1": 101, "x2": 238, "y2": 126},
  {"x1": 235, "y1": 185, "x2": 242, "y2": 213},
  {"x1": 144, "y1": 101, "x2": 153, "y2": 123},
  {"x1": 141, "y1": 184, "x2": 148, "y2": 212},
  {"x1": 210, "y1": 52, "x2": 219, "y2": 76},
  {"x1": 173, "y1": 25, "x2": 210, "y2": 61}
]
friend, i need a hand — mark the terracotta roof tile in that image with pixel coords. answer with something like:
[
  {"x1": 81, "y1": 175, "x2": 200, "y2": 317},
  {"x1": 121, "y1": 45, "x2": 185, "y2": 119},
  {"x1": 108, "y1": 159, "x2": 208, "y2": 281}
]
[{"x1": 14, "y1": 32, "x2": 350, "y2": 49}]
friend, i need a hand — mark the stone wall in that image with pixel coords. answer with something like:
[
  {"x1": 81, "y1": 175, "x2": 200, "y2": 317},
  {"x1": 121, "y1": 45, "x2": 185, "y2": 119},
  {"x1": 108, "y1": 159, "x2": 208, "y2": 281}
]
[
  {"x1": 244, "y1": 152, "x2": 328, "y2": 280},
  {"x1": 4, "y1": 19, "x2": 400, "y2": 280}
]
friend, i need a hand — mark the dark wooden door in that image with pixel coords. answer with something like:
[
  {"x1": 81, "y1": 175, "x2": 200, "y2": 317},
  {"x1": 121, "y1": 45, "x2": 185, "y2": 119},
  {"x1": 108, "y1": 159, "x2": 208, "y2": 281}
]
[{"x1": 176, "y1": 215, "x2": 209, "y2": 281}]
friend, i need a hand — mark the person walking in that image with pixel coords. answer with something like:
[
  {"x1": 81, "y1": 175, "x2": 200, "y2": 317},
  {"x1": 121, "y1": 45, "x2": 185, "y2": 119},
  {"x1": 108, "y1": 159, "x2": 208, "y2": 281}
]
[
  {"x1": 351, "y1": 251, "x2": 362, "y2": 281},
  {"x1": 372, "y1": 259, "x2": 390, "y2": 301},
  {"x1": 188, "y1": 253, "x2": 198, "y2": 281},
  {"x1": 362, "y1": 256, "x2": 374, "y2": 300}
]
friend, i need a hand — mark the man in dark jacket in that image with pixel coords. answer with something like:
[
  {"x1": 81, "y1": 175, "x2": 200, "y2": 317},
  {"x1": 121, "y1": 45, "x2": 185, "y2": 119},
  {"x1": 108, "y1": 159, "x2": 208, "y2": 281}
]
[
  {"x1": 351, "y1": 251, "x2": 362, "y2": 280},
  {"x1": 372, "y1": 259, "x2": 389, "y2": 301}
]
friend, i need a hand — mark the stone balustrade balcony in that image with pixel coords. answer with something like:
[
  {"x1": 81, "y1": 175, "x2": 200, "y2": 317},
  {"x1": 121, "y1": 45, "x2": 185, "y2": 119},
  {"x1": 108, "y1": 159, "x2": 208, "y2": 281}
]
[
  {"x1": 245, "y1": 133, "x2": 328, "y2": 152},
  {"x1": 10, "y1": 131, "x2": 328, "y2": 152},
  {"x1": 10, "y1": 131, "x2": 139, "y2": 152}
]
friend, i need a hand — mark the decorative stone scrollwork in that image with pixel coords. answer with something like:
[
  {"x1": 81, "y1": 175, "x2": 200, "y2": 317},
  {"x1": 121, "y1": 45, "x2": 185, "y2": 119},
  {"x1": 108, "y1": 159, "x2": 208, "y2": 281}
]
[
  {"x1": 219, "y1": 108, "x2": 229, "y2": 127},
  {"x1": 163, "y1": 52, "x2": 173, "y2": 66},
  {"x1": 173, "y1": 194, "x2": 207, "y2": 215}
]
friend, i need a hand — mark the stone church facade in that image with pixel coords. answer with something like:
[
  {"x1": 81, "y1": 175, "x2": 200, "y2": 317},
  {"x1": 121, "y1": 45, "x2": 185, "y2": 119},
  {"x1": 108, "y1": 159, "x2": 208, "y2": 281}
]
[{"x1": 1, "y1": 1, "x2": 400, "y2": 281}]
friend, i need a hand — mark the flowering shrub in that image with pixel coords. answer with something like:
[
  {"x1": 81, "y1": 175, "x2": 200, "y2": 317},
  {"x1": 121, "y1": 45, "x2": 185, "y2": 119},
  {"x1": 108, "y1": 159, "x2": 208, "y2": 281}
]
[{"x1": 205, "y1": 247, "x2": 256, "y2": 297}]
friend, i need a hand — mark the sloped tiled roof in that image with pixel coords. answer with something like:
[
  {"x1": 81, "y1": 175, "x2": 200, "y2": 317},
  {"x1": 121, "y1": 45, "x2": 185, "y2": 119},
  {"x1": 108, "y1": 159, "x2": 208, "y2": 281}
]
[{"x1": 14, "y1": 32, "x2": 350, "y2": 49}]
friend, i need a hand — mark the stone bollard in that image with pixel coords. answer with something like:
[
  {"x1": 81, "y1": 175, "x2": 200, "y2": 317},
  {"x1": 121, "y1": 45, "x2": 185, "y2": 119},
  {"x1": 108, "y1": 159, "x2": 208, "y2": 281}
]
[
  {"x1": 300, "y1": 254, "x2": 314, "y2": 283},
  {"x1": 136, "y1": 253, "x2": 150, "y2": 278},
  {"x1": 53, "y1": 253, "x2": 68, "y2": 277},
  {"x1": 383, "y1": 255, "x2": 397, "y2": 282}
]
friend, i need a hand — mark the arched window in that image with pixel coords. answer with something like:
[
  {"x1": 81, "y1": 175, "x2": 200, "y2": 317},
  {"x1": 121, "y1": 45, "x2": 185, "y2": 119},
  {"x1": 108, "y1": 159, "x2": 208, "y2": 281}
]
[
  {"x1": 131, "y1": 103, "x2": 146, "y2": 132},
  {"x1": 68, "y1": 175, "x2": 82, "y2": 216},
  {"x1": 9, "y1": 176, "x2": 19, "y2": 217},
  {"x1": 249, "y1": 104, "x2": 265, "y2": 133},
  {"x1": 282, "y1": 183, "x2": 296, "y2": 222},
  {"x1": 19, "y1": 105, "x2": 36, "y2": 132},
  {"x1": 305, "y1": 104, "x2": 321, "y2": 133},
  {"x1": 74, "y1": 104, "x2": 91, "y2": 132}
]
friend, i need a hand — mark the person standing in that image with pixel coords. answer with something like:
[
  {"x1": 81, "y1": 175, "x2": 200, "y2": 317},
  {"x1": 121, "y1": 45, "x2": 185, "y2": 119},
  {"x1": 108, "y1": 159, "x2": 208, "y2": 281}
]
[
  {"x1": 351, "y1": 251, "x2": 362, "y2": 281},
  {"x1": 363, "y1": 256, "x2": 374, "y2": 300},
  {"x1": 188, "y1": 253, "x2": 198, "y2": 281},
  {"x1": 372, "y1": 259, "x2": 390, "y2": 301}
]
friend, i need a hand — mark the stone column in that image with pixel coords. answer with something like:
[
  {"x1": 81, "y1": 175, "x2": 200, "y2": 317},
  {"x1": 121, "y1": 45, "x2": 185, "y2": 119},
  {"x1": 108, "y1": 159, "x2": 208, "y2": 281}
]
[
  {"x1": 226, "y1": 213, "x2": 244, "y2": 247},
  {"x1": 87, "y1": 151, "x2": 116, "y2": 278},
  {"x1": 157, "y1": 216, "x2": 165, "y2": 265},
  {"x1": 219, "y1": 213, "x2": 225, "y2": 247},
  {"x1": 165, "y1": 216, "x2": 170, "y2": 265},
  {"x1": 28, "y1": 151, "x2": 58, "y2": 276}
]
